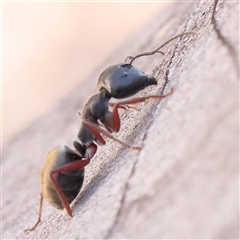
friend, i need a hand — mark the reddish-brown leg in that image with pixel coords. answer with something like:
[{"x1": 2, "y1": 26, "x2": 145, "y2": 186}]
[
  {"x1": 85, "y1": 143, "x2": 97, "y2": 159},
  {"x1": 107, "y1": 104, "x2": 138, "y2": 132},
  {"x1": 108, "y1": 103, "x2": 138, "y2": 111},
  {"x1": 83, "y1": 120, "x2": 141, "y2": 150},
  {"x1": 50, "y1": 158, "x2": 90, "y2": 217},
  {"x1": 110, "y1": 89, "x2": 173, "y2": 132},
  {"x1": 25, "y1": 193, "x2": 44, "y2": 232},
  {"x1": 84, "y1": 90, "x2": 172, "y2": 151}
]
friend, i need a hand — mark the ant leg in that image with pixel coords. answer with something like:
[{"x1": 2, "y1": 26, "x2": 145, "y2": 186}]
[
  {"x1": 110, "y1": 88, "x2": 173, "y2": 132},
  {"x1": 50, "y1": 159, "x2": 90, "y2": 217},
  {"x1": 83, "y1": 90, "x2": 172, "y2": 150},
  {"x1": 83, "y1": 120, "x2": 141, "y2": 150},
  {"x1": 24, "y1": 193, "x2": 43, "y2": 232},
  {"x1": 115, "y1": 88, "x2": 173, "y2": 105},
  {"x1": 109, "y1": 103, "x2": 138, "y2": 111},
  {"x1": 105, "y1": 104, "x2": 138, "y2": 133},
  {"x1": 85, "y1": 143, "x2": 97, "y2": 159}
]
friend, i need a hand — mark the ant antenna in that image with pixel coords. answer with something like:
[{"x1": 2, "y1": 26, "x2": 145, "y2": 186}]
[
  {"x1": 125, "y1": 50, "x2": 164, "y2": 63},
  {"x1": 126, "y1": 32, "x2": 196, "y2": 65}
]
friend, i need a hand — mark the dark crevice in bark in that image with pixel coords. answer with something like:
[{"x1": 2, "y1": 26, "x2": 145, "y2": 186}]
[
  {"x1": 104, "y1": 5, "x2": 199, "y2": 240},
  {"x1": 211, "y1": 0, "x2": 239, "y2": 74},
  {"x1": 104, "y1": 153, "x2": 139, "y2": 239}
]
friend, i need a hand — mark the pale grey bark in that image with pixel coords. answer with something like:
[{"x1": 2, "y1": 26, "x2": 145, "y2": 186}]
[{"x1": 2, "y1": 1, "x2": 239, "y2": 239}]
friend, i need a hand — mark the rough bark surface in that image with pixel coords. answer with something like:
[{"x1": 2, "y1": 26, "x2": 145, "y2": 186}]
[{"x1": 2, "y1": 1, "x2": 239, "y2": 239}]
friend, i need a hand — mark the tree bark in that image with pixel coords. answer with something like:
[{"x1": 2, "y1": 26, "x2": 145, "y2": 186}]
[{"x1": 2, "y1": 1, "x2": 239, "y2": 239}]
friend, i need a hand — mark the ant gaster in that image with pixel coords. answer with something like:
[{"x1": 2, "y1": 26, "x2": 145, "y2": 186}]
[{"x1": 25, "y1": 32, "x2": 195, "y2": 232}]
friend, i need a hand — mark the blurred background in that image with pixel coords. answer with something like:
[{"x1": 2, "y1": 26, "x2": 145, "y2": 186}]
[{"x1": 2, "y1": 2, "x2": 168, "y2": 144}]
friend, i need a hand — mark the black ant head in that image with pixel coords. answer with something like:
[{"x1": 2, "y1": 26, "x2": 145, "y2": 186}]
[{"x1": 145, "y1": 76, "x2": 157, "y2": 87}]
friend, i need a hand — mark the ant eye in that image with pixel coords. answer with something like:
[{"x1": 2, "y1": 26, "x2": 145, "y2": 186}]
[{"x1": 144, "y1": 77, "x2": 150, "y2": 87}]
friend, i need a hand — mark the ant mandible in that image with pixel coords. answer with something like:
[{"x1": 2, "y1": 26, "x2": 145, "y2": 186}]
[{"x1": 25, "y1": 32, "x2": 195, "y2": 232}]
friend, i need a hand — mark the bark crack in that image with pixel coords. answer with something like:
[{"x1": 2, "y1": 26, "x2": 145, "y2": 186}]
[
  {"x1": 104, "y1": 151, "x2": 139, "y2": 239},
  {"x1": 104, "y1": 1, "x2": 239, "y2": 237},
  {"x1": 104, "y1": 60, "x2": 173, "y2": 239},
  {"x1": 104, "y1": 7, "x2": 199, "y2": 240},
  {"x1": 211, "y1": 0, "x2": 239, "y2": 74}
]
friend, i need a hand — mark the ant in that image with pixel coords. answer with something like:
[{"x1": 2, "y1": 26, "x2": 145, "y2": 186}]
[{"x1": 25, "y1": 32, "x2": 195, "y2": 232}]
